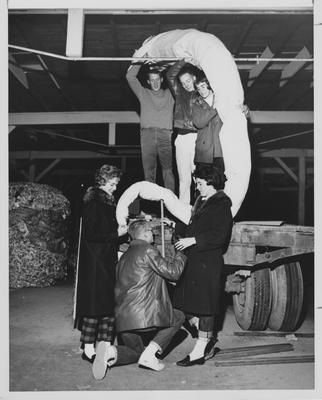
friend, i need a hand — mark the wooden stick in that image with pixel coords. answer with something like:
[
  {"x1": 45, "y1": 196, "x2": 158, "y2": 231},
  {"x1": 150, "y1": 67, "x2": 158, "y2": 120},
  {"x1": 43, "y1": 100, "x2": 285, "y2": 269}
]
[
  {"x1": 233, "y1": 331, "x2": 314, "y2": 338},
  {"x1": 160, "y1": 199, "x2": 165, "y2": 257},
  {"x1": 215, "y1": 343, "x2": 293, "y2": 354},
  {"x1": 214, "y1": 343, "x2": 293, "y2": 359},
  {"x1": 72, "y1": 217, "x2": 82, "y2": 327},
  {"x1": 214, "y1": 355, "x2": 314, "y2": 367}
]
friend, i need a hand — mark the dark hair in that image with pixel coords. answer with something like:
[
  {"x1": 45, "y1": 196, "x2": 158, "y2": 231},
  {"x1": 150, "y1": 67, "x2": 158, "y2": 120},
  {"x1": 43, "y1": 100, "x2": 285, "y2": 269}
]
[
  {"x1": 195, "y1": 72, "x2": 212, "y2": 91},
  {"x1": 128, "y1": 220, "x2": 151, "y2": 240},
  {"x1": 94, "y1": 164, "x2": 122, "y2": 186},
  {"x1": 194, "y1": 163, "x2": 227, "y2": 190},
  {"x1": 147, "y1": 68, "x2": 162, "y2": 79},
  {"x1": 177, "y1": 63, "x2": 198, "y2": 80}
]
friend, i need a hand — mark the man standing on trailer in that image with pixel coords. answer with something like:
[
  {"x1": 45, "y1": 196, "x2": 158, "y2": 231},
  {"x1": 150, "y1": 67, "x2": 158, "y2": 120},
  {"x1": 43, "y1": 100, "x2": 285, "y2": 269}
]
[{"x1": 126, "y1": 52, "x2": 176, "y2": 193}]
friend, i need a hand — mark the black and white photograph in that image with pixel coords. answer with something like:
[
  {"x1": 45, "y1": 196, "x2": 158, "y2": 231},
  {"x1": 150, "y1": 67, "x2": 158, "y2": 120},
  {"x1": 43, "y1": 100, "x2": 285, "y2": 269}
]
[{"x1": 1, "y1": 0, "x2": 321, "y2": 398}]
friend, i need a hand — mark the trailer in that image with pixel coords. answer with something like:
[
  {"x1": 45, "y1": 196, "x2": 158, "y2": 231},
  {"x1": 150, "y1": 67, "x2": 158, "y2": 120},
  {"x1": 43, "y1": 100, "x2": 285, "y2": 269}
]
[{"x1": 150, "y1": 219, "x2": 314, "y2": 333}]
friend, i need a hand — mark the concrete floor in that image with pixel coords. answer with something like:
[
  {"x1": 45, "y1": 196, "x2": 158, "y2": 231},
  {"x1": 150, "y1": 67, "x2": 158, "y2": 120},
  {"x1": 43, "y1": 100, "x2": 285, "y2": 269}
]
[{"x1": 8, "y1": 263, "x2": 315, "y2": 396}]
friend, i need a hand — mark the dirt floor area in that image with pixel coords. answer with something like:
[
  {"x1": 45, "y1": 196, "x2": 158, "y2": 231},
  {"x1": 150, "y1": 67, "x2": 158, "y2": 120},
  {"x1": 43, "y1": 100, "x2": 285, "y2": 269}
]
[{"x1": 7, "y1": 260, "x2": 316, "y2": 397}]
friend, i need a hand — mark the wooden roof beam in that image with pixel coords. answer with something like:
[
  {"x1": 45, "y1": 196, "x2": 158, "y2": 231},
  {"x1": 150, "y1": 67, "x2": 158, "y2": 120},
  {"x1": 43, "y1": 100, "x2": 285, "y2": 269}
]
[
  {"x1": 7, "y1": 1, "x2": 313, "y2": 12},
  {"x1": 10, "y1": 148, "x2": 313, "y2": 160},
  {"x1": 9, "y1": 111, "x2": 313, "y2": 126}
]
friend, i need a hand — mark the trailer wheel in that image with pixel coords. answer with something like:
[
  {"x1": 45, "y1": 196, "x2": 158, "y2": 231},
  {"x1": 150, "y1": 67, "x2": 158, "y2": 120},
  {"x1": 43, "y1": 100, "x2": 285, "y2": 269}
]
[
  {"x1": 268, "y1": 262, "x2": 303, "y2": 331},
  {"x1": 232, "y1": 268, "x2": 271, "y2": 330}
]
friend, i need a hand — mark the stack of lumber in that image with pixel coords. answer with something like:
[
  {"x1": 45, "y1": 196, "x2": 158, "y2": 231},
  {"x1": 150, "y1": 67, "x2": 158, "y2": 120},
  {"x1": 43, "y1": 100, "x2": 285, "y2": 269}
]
[{"x1": 9, "y1": 182, "x2": 71, "y2": 288}]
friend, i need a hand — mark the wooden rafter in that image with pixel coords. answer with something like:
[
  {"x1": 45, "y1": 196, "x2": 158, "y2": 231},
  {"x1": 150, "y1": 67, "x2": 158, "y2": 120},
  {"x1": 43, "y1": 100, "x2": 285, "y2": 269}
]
[
  {"x1": 247, "y1": 46, "x2": 274, "y2": 88},
  {"x1": 246, "y1": 21, "x2": 301, "y2": 89},
  {"x1": 231, "y1": 18, "x2": 254, "y2": 57},
  {"x1": 13, "y1": 21, "x2": 76, "y2": 111},
  {"x1": 279, "y1": 47, "x2": 311, "y2": 87},
  {"x1": 273, "y1": 157, "x2": 298, "y2": 183},
  {"x1": 35, "y1": 158, "x2": 61, "y2": 182},
  {"x1": 9, "y1": 53, "x2": 29, "y2": 89}
]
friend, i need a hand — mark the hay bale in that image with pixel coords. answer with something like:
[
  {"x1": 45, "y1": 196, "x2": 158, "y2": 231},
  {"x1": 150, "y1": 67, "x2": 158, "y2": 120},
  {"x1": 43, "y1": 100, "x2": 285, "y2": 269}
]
[{"x1": 9, "y1": 182, "x2": 71, "y2": 288}]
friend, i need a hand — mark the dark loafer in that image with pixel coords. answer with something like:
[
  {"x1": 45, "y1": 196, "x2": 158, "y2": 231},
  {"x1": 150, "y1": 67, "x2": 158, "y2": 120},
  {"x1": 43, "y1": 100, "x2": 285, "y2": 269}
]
[
  {"x1": 81, "y1": 352, "x2": 96, "y2": 364},
  {"x1": 176, "y1": 355, "x2": 205, "y2": 367}
]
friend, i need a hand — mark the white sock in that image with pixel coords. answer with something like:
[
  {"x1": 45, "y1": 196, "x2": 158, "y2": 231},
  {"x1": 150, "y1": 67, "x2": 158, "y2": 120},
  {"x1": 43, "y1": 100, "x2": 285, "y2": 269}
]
[
  {"x1": 189, "y1": 317, "x2": 199, "y2": 329},
  {"x1": 189, "y1": 337, "x2": 209, "y2": 361},
  {"x1": 84, "y1": 343, "x2": 96, "y2": 358}
]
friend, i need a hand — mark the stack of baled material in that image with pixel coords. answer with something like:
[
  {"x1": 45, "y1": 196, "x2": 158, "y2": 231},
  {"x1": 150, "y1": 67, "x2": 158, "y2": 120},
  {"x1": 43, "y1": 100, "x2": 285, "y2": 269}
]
[{"x1": 9, "y1": 182, "x2": 71, "y2": 288}]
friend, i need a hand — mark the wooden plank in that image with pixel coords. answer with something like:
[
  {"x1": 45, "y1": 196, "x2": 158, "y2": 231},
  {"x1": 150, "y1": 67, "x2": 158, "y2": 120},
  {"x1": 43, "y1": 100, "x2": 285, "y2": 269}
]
[
  {"x1": 230, "y1": 223, "x2": 314, "y2": 250},
  {"x1": 9, "y1": 111, "x2": 140, "y2": 125},
  {"x1": 10, "y1": 150, "x2": 141, "y2": 159},
  {"x1": 109, "y1": 123, "x2": 116, "y2": 145},
  {"x1": 214, "y1": 355, "x2": 314, "y2": 367},
  {"x1": 298, "y1": 155, "x2": 306, "y2": 224},
  {"x1": 9, "y1": 111, "x2": 313, "y2": 126},
  {"x1": 65, "y1": 9, "x2": 85, "y2": 57},
  {"x1": 259, "y1": 148, "x2": 313, "y2": 157},
  {"x1": 233, "y1": 331, "x2": 314, "y2": 338},
  {"x1": 250, "y1": 111, "x2": 313, "y2": 124},
  {"x1": 215, "y1": 343, "x2": 293, "y2": 359},
  {"x1": 7, "y1": 0, "x2": 313, "y2": 12}
]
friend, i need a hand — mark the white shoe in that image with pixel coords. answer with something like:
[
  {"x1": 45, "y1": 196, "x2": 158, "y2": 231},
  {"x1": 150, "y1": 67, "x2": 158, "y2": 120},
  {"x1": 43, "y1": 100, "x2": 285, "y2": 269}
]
[
  {"x1": 138, "y1": 345, "x2": 165, "y2": 371},
  {"x1": 92, "y1": 342, "x2": 116, "y2": 380}
]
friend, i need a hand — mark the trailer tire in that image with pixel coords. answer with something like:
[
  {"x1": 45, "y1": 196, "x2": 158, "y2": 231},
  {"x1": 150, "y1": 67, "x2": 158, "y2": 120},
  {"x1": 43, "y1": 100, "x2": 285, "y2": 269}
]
[
  {"x1": 268, "y1": 262, "x2": 303, "y2": 331},
  {"x1": 233, "y1": 268, "x2": 271, "y2": 331}
]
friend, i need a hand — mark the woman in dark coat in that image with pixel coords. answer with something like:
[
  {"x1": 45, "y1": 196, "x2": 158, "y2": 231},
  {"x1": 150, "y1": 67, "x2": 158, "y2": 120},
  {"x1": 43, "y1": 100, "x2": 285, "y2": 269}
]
[
  {"x1": 75, "y1": 164, "x2": 127, "y2": 363},
  {"x1": 173, "y1": 163, "x2": 233, "y2": 366}
]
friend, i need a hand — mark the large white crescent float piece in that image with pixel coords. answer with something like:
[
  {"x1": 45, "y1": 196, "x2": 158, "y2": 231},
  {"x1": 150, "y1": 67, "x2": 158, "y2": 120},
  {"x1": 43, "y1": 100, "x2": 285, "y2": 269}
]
[
  {"x1": 136, "y1": 29, "x2": 251, "y2": 217},
  {"x1": 116, "y1": 181, "x2": 192, "y2": 226}
]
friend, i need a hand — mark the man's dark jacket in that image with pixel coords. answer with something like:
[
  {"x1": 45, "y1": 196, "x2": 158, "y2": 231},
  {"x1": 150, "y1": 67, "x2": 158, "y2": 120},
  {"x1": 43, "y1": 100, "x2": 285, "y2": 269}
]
[{"x1": 115, "y1": 239, "x2": 186, "y2": 332}]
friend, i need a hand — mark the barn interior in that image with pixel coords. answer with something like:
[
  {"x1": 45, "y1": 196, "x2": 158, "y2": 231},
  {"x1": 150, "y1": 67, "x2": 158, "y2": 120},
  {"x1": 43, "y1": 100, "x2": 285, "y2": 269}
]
[{"x1": 8, "y1": 6, "x2": 314, "y2": 227}]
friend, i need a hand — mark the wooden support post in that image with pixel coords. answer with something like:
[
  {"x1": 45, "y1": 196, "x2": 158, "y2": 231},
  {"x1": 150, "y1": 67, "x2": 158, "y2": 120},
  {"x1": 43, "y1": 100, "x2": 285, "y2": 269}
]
[
  {"x1": 29, "y1": 162, "x2": 36, "y2": 182},
  {"x1": 298, "y1": 155, "x2": 306, "y2": 225},
  {"x1": 109, "y1": 123, "x2": 116, "y2": 145},
  {"x1": 65, "y1": 9, "x2": 84, "y2": 57},
  {"x1": 121, "y1": 157, "x2": 126, "y2": 172}
]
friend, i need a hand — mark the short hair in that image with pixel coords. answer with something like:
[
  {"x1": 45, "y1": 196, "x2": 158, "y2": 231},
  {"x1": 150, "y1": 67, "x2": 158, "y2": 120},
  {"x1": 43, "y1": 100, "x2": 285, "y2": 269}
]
[
  {"x1": 195, "y1": 72, "x2": 212, "y2": 90},
  {"x1": 177, "y1": 63, "x2": 198, "y2": 80},
  {"x1": 194, "y1": 163, "x2": 227, "y2": 190},
  {"x1": 128, "y1": 220, "x2": 151, "y2": 240},
  {"x1": 94, "y1": 164, "x2": 122, "y2": 186}
]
